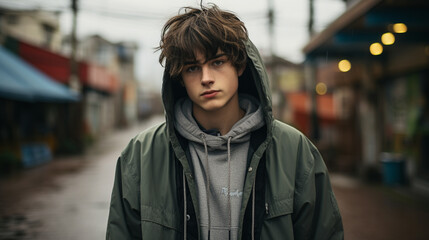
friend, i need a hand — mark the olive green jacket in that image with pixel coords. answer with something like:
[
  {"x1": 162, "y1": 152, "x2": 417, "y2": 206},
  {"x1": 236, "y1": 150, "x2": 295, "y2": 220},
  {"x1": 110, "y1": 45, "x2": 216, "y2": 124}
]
[{"x1": 106, "y1": 40, "x2": 343, "y2": 239}]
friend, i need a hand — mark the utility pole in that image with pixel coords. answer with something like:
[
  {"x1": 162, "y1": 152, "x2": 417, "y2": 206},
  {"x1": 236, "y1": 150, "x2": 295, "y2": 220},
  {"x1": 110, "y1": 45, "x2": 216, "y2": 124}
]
[
  {"x1": 308, "y1": 0, "x2": 315, "y2": 37},
  {"x1": 267, "y1": 0, "x2": 283, "y2": 119},
  {"x1": 69, "y1": 0, "x2": 80, "y2": 92},
  {"x1": 69, "y1": 0, "x2": 84, "y2": 152},
  {"x1": 307, "y1": 0, "x2": 320, "y2": 141},
  {"x1": 267, "y1": 0, "x2": 275, "y2": 56}
]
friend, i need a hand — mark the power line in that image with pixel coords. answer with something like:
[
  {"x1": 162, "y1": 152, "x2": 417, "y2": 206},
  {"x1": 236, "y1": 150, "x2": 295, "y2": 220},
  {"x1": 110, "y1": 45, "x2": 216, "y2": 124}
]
[
  {"x1": 79, "y1": 7, "x2": 166, "y2": 20},
  {"x1": 1, "y1": 0, "x2": 269, "y2": 22},
  {"x1": 0, "y1": 0, "x2": 68, "y2": 9}
]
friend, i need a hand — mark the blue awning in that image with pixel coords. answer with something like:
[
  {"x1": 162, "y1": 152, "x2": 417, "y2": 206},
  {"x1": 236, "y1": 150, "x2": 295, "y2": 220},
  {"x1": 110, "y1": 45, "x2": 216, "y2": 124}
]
[{"x1": 0, "y1": 46, "x2": 80, "y2": 102}]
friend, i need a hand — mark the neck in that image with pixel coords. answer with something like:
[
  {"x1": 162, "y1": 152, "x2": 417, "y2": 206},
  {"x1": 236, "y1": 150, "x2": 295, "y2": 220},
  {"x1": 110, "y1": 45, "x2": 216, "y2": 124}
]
[{"x1": 193, "y1": 101, "x2": 245, "y2": 136}]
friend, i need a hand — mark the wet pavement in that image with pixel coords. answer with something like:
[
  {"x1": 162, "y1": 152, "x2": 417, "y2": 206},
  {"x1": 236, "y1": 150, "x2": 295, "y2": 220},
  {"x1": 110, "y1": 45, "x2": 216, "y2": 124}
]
[
  {"x1": 331, "y1": 174, "x2": 429, "y2": 240},
  {"x1": 1, "y1": 115, "x2": 429, "y2": 240}
]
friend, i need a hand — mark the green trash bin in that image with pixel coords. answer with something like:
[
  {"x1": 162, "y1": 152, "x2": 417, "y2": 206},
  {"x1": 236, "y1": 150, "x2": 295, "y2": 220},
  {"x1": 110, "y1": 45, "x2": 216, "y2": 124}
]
[{"x1": 380, "y1": 152, "x2": 405, "y2": 186}]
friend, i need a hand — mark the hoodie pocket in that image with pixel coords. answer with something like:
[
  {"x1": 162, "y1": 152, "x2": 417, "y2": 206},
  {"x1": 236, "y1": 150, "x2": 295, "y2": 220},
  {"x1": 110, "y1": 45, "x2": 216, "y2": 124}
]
[{"x1": 140, "y1": 205, "x2": 181, "y2": 238}]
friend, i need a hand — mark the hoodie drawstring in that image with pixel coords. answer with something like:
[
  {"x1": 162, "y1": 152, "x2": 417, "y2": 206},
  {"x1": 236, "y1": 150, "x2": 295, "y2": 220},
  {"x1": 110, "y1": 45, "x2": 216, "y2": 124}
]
[
  {"x1": 251, "y1": 176, "x2": 256, "y2": 240},
  {"x1": 227, "y1": 136, "x2": 232, "y2": 240},
  {"x1": 183, "y1": 170, "x2": 187, "y2": 240},
  {"x1": 201, "y1": 134, "x2": 211, "y2": 240}
]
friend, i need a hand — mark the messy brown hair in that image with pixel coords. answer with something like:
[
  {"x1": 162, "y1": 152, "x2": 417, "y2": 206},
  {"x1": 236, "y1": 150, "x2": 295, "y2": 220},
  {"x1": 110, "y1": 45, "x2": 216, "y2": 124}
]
[{"x1": 157, "y1": 4, "x2": 248, "y2": 78}]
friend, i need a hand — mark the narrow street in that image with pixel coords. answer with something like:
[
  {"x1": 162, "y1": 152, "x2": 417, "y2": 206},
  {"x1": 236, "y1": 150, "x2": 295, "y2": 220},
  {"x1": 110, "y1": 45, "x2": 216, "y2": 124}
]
[{"x1": 1, "y1": 114, "x2": 429, "y2": 240}]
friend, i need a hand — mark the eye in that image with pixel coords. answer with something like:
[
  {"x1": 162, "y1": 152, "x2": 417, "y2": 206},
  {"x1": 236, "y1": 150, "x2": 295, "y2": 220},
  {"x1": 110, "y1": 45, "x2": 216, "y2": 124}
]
[
  {"x1": 185, "y1": 65, "x2": 199, "y2": 73},
  {"x1": 212, "y1": 60, "x2": 224, "y2": 66}
]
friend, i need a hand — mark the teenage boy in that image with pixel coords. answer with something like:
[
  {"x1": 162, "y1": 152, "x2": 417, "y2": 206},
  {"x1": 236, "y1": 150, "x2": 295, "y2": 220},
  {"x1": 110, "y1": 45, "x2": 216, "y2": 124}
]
[{"x1": 106, "y1": 4, "x2": 343, "y2": 240}]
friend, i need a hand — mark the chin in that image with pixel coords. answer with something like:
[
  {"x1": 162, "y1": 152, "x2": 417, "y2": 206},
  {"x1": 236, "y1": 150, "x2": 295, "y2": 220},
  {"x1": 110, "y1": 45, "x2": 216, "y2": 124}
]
[
  {"x1": 201, "y1": 106, "x2": 223, "y2": 112},
  {"x1": 198, "y1": 102, "x2": 225, "y2": 112}
]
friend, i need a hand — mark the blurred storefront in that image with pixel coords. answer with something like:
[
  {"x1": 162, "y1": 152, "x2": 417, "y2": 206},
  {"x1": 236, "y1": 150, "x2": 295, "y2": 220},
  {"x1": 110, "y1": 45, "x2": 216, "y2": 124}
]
[
  {"x1": 0, "y1": 37, "x2": 132, "y2": 171},
  {"x1": 0, "y1": 7, "x2": 139, "y2": 174},
  {"x1": 264, "y1": 52, "x2": 340, "y2": 169},
  {"x1": 4, "y1": 36, "x2": 121, "y2": 138},
  {"x1": 116, "y1": 41, "x2": 139, "y2": 127},
  {"x1": 263, "y1": 55, "x2": 306, "y2": 124},
  {"x1": 75, "y1": 35, "x2": 139, "y2": 130},
  {"x1": 303, "y1": 0, "x2": 429, "y2": 188},
  {"x1": 0, "y1": 7, "x2": 62, "y2": 51},
  {"x1": 79, "y1": 61, "x2": 119, "y2": 136},
  {"x1": 0, "y1": 45, "x2": 79, "y2": 172}
]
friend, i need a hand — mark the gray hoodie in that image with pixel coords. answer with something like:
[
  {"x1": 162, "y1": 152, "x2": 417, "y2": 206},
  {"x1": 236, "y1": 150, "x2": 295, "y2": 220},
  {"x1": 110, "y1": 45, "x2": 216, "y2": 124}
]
[{"x1": 174, "y1": 94, "x2": 264, "y2": 240}]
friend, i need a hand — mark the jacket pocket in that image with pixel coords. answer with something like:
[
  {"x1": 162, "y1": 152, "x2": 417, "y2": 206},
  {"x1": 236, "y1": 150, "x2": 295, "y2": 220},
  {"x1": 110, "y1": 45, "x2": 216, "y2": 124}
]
[
  {"x1": 266, "y1": 197, "x2": 293, "y2": 219},
  {"x1": 140, "y1": 205, "x2": 181, "y2": 239},
  {"x1": 261, "y1": 197, "x2": 295, "y2": 239}
]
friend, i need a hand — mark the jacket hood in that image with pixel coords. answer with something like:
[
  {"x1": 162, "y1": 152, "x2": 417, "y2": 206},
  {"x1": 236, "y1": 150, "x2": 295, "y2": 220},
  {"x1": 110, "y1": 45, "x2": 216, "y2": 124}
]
[{"x1": 162, "y1": 38, "x2": 274, "y2": 140}]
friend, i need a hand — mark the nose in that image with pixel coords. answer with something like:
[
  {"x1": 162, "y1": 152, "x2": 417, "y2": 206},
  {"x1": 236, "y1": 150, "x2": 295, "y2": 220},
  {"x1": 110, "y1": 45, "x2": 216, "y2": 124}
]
[{"x1": 200, "y1": 65, "x2": 214, "y2": 87}]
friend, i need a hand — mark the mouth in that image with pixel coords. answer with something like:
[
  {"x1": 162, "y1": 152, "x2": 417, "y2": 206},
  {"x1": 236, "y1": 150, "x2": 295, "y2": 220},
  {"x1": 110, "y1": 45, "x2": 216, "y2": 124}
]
[{"x1": 201, "y1": 90, "x2": 220, "y2": 98}]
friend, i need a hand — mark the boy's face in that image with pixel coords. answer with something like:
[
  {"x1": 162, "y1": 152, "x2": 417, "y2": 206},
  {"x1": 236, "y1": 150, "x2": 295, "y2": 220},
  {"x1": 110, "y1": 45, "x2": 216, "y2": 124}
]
[{"x1": 181, "y1": 49, "x2": 245, "y2": 114}]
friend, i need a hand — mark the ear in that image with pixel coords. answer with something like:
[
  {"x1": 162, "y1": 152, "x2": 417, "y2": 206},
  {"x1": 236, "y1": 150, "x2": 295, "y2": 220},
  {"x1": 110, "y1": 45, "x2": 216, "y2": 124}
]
[{"x1": 238, "y1": 64, "x2": 246, "y2": 77}]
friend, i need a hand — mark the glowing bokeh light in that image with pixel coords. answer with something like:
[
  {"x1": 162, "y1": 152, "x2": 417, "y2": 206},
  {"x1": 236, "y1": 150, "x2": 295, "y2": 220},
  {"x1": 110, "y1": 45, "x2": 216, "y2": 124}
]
[
  {"x1": 393, "y1": 23, "x2": 407, "y2": 33},
  {"x1": 381, "y1": 32, "x2": 395, "y2": 45},
  {"x1": 316, "y1": 82, "x2": 327, "y2": 95},
  {"x1": 338, "y1": 59, "x2": 351, "y2": 72},
  {"x1": 370, "y1": 42, "x2": 383, "y2": 55}
]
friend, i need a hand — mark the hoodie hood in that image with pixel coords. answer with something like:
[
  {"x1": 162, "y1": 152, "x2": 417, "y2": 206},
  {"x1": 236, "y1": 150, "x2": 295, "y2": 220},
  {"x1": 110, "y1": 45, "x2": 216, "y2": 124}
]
[
  {"x1": 174, "y1": 94, "x2": 265, "y2": 151},
  {"x1": 162, "y1": 39, "x2": 274, "y2": 142}
]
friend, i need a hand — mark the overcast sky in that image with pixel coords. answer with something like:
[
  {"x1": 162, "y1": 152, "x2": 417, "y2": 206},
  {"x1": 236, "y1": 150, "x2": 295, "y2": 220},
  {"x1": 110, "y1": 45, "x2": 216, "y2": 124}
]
[{"x1": 0, "y1": 0, "x2": 345, "y2": 90}]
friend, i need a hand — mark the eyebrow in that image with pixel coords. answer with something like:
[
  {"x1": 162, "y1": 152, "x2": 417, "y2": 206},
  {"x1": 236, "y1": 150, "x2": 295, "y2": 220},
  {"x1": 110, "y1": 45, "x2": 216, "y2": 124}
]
[{"x1": 183, "y1": 53, "x2": 227, "y2": 65}]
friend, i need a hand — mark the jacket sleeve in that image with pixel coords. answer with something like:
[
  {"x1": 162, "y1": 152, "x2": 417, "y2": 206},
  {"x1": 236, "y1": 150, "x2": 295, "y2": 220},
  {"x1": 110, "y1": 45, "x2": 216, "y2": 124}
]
[
  {"x1": 292, "y1": 139, "x2": 344, "y2": 240},
  {"x1": 106, "y1": 157, "x2": 142, "y2": 240}
]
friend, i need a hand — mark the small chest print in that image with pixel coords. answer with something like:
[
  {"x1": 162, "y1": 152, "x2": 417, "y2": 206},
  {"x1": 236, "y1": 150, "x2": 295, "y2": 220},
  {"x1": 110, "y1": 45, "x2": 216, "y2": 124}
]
[{"x1": 221, "y1": 187, "x2": 243, "y2": 197}]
